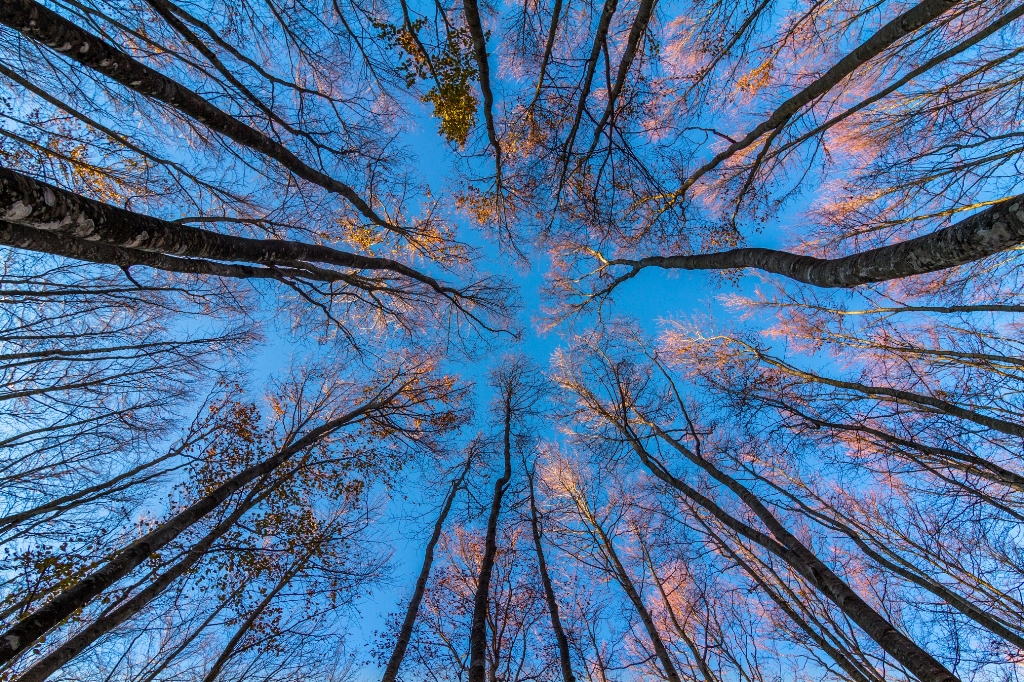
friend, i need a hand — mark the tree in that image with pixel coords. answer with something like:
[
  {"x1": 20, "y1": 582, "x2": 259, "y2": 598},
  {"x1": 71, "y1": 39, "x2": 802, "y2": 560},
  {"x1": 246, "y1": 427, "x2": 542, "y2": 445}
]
[
  {"x1": 3, "y1": 0, "x2": 1024, "y2": 679},
  {"x1": 0, "y1": 353, "x2": 471, "y2": 679},
  {"x1": 551, "y1": 326, "x2": 960, "y2": 681}
]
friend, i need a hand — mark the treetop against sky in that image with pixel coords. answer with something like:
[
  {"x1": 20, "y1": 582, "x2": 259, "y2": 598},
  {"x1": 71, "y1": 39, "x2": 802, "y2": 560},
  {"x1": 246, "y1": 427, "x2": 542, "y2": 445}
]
[{"x1": 0, "y1": 0, "x2": 1023, "y2": 680}]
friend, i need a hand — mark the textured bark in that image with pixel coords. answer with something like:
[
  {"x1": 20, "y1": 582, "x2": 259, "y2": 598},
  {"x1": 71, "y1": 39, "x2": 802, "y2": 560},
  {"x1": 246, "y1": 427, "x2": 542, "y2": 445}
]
[
  {"x1": 612, "y1": 195, "x2": 1024, "y2": 288},
  {"x1": 381, "y1": 456, "x2": 473, "y2": 682},
  {"x1": 527, "y1": 469, "x2": 575, "y2": 682},
  {"x1": 771, "y1": 3, "x2": 1024, "y2": 166},
  {"x1": 16, "y1": 481, "x2": 280, "y2": 682},
  {"x1": 634, "y1": 420, "x2": 960, "y2": 682},
  {"x1": 0, "y1": 0, "x2": 390, "y2": 228},
  {"x1": 675, "y1": 0, "x2": 960, "y2": 194},
  {"x1": 0, "y1": 167, "x2": 453, "y2": 292},
  {"x1": 0, "y1": 219, "x2": 284, "y2": 281},
  {"x1": 0, "y1": 397, "x2": 384, "y2": 665},
  {"x1": 468, "y1": 396, "x2": 514, "y2": 682}
]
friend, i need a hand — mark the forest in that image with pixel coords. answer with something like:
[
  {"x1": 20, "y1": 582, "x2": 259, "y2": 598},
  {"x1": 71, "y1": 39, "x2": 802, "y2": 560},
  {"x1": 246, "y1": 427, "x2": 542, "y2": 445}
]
[{"x1": 0, "y1": 0, "x2": 1021, "y2": 680}]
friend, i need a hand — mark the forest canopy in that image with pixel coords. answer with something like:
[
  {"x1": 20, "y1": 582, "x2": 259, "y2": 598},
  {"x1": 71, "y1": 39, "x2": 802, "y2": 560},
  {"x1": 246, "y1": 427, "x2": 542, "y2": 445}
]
[{"x1": 0, "y1": 0, "x2": 1022, "y2": 680}]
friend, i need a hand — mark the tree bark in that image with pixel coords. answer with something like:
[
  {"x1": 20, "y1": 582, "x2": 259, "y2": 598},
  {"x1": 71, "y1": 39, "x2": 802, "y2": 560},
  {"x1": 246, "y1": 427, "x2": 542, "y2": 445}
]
[
  {"x1": 0, "y1": 0, "x2": 391, "y2": 229},
  {"x1": 747, "y1": 346, "x2": 1024, "y2": 437},
  {"x1": 380, "y1": 455, "x2": 473, "y2": 682},
  {"x1": 468, "y1": 397, "x2": 514, "y2": 682},
  {"x1": 0, "y1": 167, "x2": 452, "y2": 292},
  {"x1": 611, "y1": 195, "x2": 1024, "y2": 289},
  {"x1": 559, "y1": 0, "x2": 617, "y2": 165},
  {"x1": 772, "y1": 486, "x2": 1024, "y2": 651},
  {"x1": 692, "y1": 514, "x2": 882, "y2": 682},
  {"x1": 528, "y1": 0, "x2": 564, "y2": 109}
]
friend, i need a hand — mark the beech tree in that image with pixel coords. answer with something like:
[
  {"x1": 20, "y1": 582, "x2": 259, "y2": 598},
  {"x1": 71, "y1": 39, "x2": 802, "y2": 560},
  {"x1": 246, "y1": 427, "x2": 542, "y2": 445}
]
[{"x1": 2, "y1": 0, "x2": 1024, "y2": 680}]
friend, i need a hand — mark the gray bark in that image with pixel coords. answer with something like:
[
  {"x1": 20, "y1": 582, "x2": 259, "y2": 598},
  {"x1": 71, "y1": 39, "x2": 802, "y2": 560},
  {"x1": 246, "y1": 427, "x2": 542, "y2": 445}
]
[
  {"x1": 560, "y1": 0, "x2": 618, "y2": 165},
  {"x1": 461, "y1": 0, "x2": 503, "y2": 182},
  {"x1": 612, "y1": 195, "x2": 1024, "y2": 288},
  {"x1": 0, "y1": 167, "x2": 454, "y2": 293},
  {"x1": 797, "y1": 501, "x2": 1024, "y2": 651},
  {"x1": 0, "y1": 0, "x2": 390, "y2": 229},
  {"x1": 694, "y1": 515, "x2": 882, "y2": 682}
]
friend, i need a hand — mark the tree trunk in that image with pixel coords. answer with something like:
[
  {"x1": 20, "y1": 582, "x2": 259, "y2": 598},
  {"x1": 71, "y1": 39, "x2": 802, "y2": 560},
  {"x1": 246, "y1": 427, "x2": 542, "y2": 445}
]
[
  {"x1": 0, "y1": 0, "x2": 389, "y2": 228},
  {"x1": 0, "y1": 167, "x2": 448, "y2": 291},
  {"x1": 616, "y1": 194, "x2": 1024, "y2": 288},
  {"x1": 381, "y1": 455, "x2": 473, "y2": 682},
  {"x1": 468, "y1": 397, "x2": 514, "y2": 682},
  {"x1": 16, "y1": 478, "x2": 283, "y2": 682},
  {"x1": 0, "y1": 396, "x2": 384, "y2": 665},
  {"x1": 527, "y1": 467, "x2": 576, "y2": 682},
  {"x1": 630, "y1": 419, "x2": 960, "y2": 682}
]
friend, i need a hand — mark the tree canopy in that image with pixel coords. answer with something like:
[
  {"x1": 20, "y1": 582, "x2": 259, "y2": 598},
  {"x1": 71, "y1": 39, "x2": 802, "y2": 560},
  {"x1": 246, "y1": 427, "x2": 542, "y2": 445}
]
[{"x1": 1, "y1": 0, "x2": 1023, "y2": 680}]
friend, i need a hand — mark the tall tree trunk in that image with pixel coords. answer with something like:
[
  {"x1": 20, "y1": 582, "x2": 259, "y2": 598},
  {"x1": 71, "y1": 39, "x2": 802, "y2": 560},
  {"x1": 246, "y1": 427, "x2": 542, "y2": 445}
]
[
  {"x1": 0, "y1": 167, "x2": 450, "y2": 291},
  {"x1": 381, "y1": 455, "x2": 473, "y2": 682},
  {"x1": 687, "y1": 512, "x2": 883, "y2": 682},
  {"x1": 527, "y1": 466, "x2": 576, "y2": 682},
  {"x1": 607, "y1": 194, "x2": 1024, "y2": 289},
  {"x1": 559, "y1": 0, "x2": 618, "y2": 169},
  {"x1": 578, "y1": 505, "x2": 682, "y2": 682},
  {"x1": 585, "y1": 0, "x2": 657, "y2": 156},
  {"x1": 16, "y1": 475, "x2": 285, "y2": 682},
  {"x1": 0, "y1": 0, "x2": 390, "y2": 228},
  {"x1": 0, "y1": 395, "x2": 387, "y2": 665},
  {"x1": 626, "y1": 417, "x2": 960, "y2": 682},
  {"x1": 468, "y1": 397, "x2": 514, "y2": 682}
]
